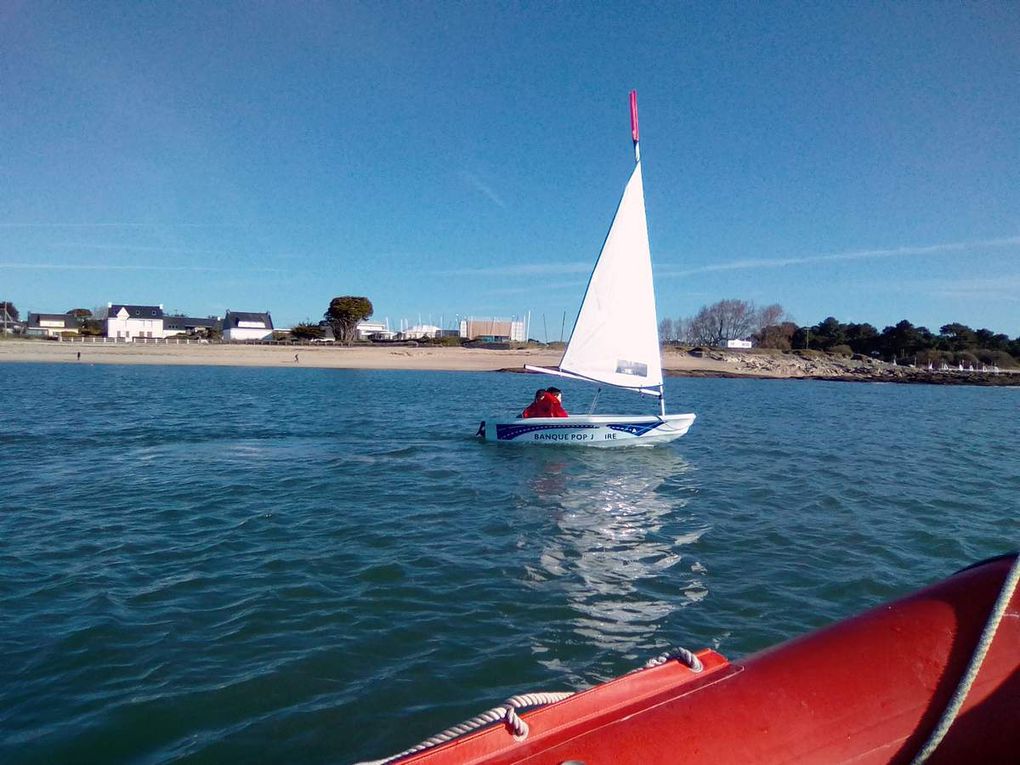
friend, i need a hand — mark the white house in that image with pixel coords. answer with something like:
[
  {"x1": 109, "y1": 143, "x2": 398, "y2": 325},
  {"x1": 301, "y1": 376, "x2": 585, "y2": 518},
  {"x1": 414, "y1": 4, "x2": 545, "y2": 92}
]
[
  {"x1": 26, "y1": 312, "x2": 79, "y2": 337},
  {"x1": 726, "y1": 339, "x2": 753, "y2": 349},
  {"x1": 356, "y1": 319, "x2": 395, "y2": 341},
  {"x1": 101, "y1": 304, "x2": 168, "y2": 340},
  {"x1": 223, "y1": 310, "x2": 274, "y2": 341},
  {"x1": 399, "y1": 324, "x2": 441, "y2": 340}
]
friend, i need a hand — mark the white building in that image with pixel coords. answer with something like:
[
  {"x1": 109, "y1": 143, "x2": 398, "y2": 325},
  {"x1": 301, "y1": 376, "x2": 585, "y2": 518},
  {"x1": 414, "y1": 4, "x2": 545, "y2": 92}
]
[
  {"x1": 223, "y1": 310, "x2": 274, "y2": 342},
  {"x1": 102, "y1": 304, "x2": 168, "y2": 340},
  {"x1": 26, "y1": 312, "x2": 79, "y2": 337},
  {"x1": 356, "y1": 319, "x2": 395, "y2": 341},
  {"x1": 726, "y1": 339, "x2": 753, "y2": 349},
  {"x1": 400, "y1": 324, "x2": 441, "y2": 340}
]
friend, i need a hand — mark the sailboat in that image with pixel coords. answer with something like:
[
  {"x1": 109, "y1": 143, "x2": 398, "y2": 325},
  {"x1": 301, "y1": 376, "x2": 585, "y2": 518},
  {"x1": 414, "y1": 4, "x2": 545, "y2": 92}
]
[{"x1": 479, "y1": 92, "x2": 695, "y2": 446}]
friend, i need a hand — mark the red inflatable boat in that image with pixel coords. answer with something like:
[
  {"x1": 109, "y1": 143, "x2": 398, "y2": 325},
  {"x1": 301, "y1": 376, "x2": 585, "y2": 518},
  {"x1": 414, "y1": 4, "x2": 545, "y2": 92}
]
[{"x1": 360, "y1": 553, "x2": 1019, "y2": 765}]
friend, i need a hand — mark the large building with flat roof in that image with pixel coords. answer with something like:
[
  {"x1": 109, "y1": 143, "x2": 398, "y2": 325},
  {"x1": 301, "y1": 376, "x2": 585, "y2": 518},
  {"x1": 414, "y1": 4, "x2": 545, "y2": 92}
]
[{"x1": 459, "y1": 317, "x2": 526, "y2": 343}]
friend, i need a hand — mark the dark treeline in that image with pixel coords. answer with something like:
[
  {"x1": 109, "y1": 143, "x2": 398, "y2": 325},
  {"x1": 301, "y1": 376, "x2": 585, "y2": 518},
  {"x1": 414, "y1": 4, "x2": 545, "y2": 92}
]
[
  {"x1": 781, "y1": 317, "x2": 1019, "y2": 367},
  {"x1": 662, "y1": 300, "x2": 1020, "y2": 368}
]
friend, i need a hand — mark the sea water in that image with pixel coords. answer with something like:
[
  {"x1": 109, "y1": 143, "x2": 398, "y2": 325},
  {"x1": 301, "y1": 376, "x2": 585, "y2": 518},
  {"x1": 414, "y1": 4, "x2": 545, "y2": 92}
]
[{"x1": 1, "y1": 363, "x2": 1017, "y2": 763}]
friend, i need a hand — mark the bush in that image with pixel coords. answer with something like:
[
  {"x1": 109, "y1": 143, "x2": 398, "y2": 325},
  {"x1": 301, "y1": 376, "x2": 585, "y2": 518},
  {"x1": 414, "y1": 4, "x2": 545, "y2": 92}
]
[
  {"x1": 952, "y1": 351, "x2": 979, "y2": 366},
  {"x1": 975, "y1": 349, "x2": 1019, "y2": 368},
  {"x1": 830, "y1": 344, "x2": 853, "y2": 357}
]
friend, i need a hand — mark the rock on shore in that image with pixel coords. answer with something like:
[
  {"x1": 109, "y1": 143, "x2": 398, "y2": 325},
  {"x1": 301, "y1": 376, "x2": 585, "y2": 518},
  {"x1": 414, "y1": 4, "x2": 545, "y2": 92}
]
[{"x1": 665, "y1": 349, "x2": 1019, "y2": 386}]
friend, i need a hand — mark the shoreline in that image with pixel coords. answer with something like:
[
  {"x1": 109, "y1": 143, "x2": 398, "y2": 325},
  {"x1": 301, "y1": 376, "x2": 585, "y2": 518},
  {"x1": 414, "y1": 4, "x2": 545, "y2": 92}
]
[{"x1": 1, "y1": 339, "x2": 1017, "y2": 386}]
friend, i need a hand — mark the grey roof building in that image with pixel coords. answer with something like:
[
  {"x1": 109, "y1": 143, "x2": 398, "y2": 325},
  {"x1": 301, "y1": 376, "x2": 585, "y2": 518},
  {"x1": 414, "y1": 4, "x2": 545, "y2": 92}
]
[
  {"x1": 26, "y1": 312, "x2": 78, "y2": 336},
  {"x1": 222, "y1": 310, "x2": 274, "y2": 341},
  {"x1": 105, "y1": 304, "x2": 165, "y2": 320},
  {"x1": 223, "y1": 311, "x2": 274, "y2": 330},
  {"x1": 164, "y1": 315, "x2": 223, "y2": 333}
]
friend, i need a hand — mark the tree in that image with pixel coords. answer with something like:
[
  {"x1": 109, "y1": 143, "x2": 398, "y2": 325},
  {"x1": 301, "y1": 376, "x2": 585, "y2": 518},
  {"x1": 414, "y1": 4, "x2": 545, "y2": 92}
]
[
  {"x1": 754, "y1": 304, "x2": 792, "y2": 348},
  {"x1": 844, "y1": 322, "x2": 880, "y2": 356},
  {"x1": 757, "y1": 321, "x2": 797, "y2": 350},
  {"x1": 1, "y1": 301, "x2": 19, "y2": 322},
  {"x1": 974, "y1": 329, "x2": 1009, "y2": 352},
  {"x1": 685, "y1": 299, "x2": 758, "y2": 346},
  {"x1": 675, "y1": 317, "x2": 692, "y2": 345},
  {"x1": 79, "y1": 319, "x2": 105, "y2": 336},
  {"x1": 324, "y1": 296, "x2": 373, "y2": 344},
  {"x1": 65, "y1": 308, "x2": 94, "y2": 332},
  {"x1": 658, "y1": 318, "x2": 675, "y2": 343},
  {"x1": 880, "y1": 320, "x2": 931, "y2": 360},
  {"x1": 810, "y1": 317, "x2": 846, "y2": 350},
  {"x1": 938, "y1": 323, "x2": 976, "y2": 352},
  {"x1": 291, "y1": 322, "x2": 325, "y2": 340}
]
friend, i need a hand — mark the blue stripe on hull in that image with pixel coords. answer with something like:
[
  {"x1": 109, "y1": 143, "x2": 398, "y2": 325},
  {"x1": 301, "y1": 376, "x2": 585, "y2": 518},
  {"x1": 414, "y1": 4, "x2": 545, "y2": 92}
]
[{"x1": 495, "y1": 421, "x2": 662, "y2": 443}]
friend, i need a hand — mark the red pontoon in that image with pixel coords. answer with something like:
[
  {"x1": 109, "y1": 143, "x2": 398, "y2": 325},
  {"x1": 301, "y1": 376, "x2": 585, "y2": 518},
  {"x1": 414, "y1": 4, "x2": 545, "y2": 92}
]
[{"x1": 359, "y1": 553, "x2": 1019, "y2": 765}]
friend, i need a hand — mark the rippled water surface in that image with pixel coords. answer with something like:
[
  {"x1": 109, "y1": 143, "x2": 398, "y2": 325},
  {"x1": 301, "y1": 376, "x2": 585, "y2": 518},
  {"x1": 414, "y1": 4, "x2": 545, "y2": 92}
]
[{"x1": 1, "y1": 363, "x2": 1017, "y2": 763}]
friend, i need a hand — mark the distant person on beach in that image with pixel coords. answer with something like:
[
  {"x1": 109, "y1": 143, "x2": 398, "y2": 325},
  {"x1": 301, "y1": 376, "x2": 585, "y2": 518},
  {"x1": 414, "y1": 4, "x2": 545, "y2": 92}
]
[
  {"x1": 294, "y1": 353, "x2": 299, "y2": 363},
  {"x1": 76, "y1": 351, "x2": 81, "y2": 361},
  {"x1": 521, "y1": 387, "x2": 568, "y2": 418}
]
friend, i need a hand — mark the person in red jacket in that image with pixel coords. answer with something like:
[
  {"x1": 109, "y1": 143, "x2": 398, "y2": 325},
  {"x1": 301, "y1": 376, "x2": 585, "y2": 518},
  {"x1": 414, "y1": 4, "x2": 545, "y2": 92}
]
[
  {"x1": 521, "y1": 387, "x2": 568, "y2": 418},
  {"x1": 521, "y1": 389, "x2": 546, "y2": 418}
]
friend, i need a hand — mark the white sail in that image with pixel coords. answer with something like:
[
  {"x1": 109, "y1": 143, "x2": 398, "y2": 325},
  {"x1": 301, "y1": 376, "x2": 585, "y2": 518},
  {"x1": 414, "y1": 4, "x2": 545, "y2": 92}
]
[{"x1": 557, "y1": 162, "x2": 663, "y2": 392}]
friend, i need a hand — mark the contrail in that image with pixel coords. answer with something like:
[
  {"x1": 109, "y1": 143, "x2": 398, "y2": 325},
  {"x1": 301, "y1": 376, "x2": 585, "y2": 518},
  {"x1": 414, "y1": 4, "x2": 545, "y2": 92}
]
[
  {"x1": 0, "y1": 262, "x2": 286, "y2": 273},
  {"x1": 0, "y1": 222, "x2": 243, "y2": 228},
  {"x1": 443, "y1": 262, "x2": 591, "y2": 277},
  {"x1": 462, "y1": 171, "x2": 508, "y2": 209},
  {"x1": 660, "y1": 235, "x2": 1020, "y2": 278}
]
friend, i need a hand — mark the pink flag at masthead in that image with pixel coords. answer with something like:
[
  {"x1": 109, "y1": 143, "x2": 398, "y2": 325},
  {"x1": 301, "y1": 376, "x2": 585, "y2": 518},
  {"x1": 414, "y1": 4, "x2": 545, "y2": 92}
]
[{"x1": 630, "y1": 90, "x2": 640, "y2": 143}]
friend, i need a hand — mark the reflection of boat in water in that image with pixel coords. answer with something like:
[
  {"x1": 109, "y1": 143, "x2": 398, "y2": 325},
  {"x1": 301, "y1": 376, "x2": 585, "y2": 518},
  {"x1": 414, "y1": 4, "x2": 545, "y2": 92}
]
[
  {"x1": 357, "y1": 553, "x2": 1020, "y2": 765},
  {"x1": 519, "y1": 450, "x2": 709, "y2": 674}
]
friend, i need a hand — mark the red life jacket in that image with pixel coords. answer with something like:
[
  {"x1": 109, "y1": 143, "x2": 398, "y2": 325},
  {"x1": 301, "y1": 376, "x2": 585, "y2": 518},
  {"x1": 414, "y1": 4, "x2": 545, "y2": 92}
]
[{"x1": 522, "y1": 392, "x2": 568, "y2": 418}]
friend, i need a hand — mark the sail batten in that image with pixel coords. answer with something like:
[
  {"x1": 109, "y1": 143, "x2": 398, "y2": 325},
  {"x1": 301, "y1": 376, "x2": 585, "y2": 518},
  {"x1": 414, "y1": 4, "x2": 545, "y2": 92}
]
[{"x1": 557, "y1": 162, "x2": 663, "y2": 394}]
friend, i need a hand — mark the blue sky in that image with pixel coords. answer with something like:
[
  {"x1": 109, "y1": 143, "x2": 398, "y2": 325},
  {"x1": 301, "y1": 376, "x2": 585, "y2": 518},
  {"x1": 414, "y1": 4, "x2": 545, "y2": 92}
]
[{"x1": 2, "y1": 2, "x2": 1018, "y2": 338}]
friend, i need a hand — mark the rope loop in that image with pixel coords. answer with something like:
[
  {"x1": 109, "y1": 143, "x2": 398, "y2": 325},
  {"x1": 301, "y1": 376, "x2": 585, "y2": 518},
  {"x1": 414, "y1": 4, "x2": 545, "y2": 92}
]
[
  {"x1": 641, "y1": 646, "x2": 704, "y2": 673},
  {"x1": 501, "y1": 704, "x2": 529, "y2": 740},
  {"x1": 353, "y1": 691, "x2": 573, "y2": 765},
  {"x1": 354, "y1": 647, "x2": 704, "y2": 764}
]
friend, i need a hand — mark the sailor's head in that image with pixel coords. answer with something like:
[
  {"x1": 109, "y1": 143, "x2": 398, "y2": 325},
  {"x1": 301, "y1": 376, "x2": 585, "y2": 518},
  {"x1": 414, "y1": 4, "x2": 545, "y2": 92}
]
[
  {"x1": 534, "y1": 388, "x2": 546, "y2": 401},
  {"x1": 546, "y1": 387, "x2": 563, "y2": 401}
]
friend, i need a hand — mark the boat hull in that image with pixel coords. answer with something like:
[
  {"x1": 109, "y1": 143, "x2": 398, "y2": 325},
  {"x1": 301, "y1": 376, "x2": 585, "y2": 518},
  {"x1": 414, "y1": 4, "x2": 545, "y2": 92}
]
[
  {"x1": 479, "y1": 413, "x2": 696, "y2": 447},
  {"x1": 362, "y1": 554, "x2": 1020, "y2": 764}
]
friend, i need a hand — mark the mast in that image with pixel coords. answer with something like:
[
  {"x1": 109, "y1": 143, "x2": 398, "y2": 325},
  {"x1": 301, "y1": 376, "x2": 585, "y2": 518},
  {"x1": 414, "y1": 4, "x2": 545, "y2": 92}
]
[{"x1": 631, "y1": 90, "x2": 665, "y2": 415}]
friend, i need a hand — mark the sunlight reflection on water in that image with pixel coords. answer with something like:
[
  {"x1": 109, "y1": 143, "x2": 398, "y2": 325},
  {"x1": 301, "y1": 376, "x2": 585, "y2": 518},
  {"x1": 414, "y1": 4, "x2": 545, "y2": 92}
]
[{"x1": 521, "y1": 450, "x2": 710, "y2": 666}]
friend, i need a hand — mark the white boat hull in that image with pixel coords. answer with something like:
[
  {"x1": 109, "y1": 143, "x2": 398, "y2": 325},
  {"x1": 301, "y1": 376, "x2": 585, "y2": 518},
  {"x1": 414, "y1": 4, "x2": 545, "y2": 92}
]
[{"x1": 479, "y1": 413, "x2": 696, "y2": 447}]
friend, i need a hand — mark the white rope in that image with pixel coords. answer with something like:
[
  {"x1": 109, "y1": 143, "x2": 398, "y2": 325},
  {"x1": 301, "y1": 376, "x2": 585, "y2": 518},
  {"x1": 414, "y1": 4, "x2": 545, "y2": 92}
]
[
  {"x1": 353, "y1": 691, "x2": 574, "y2": 765},
  {"x1": 909, "y1": 553, "x2": 1020, "y2": 764},
  {"x1": 639, "y1": 645, "x2": 704, "y2": 673},
  {"x1": 353, "y1": 644, "x2": 703, "y2": 765}
]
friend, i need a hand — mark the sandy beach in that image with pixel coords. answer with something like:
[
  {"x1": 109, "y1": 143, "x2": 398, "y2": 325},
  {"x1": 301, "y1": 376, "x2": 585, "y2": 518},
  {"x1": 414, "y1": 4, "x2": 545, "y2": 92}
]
[
  {"x1": 1, "y1": 339, "x2": 1017, "y2": 385},
  {"x1": 0, "y1": 340, "x2": 735, "y2": 375},
  {"x1": 0, "y1": 339, "x2": 570, "y2": 372}
]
